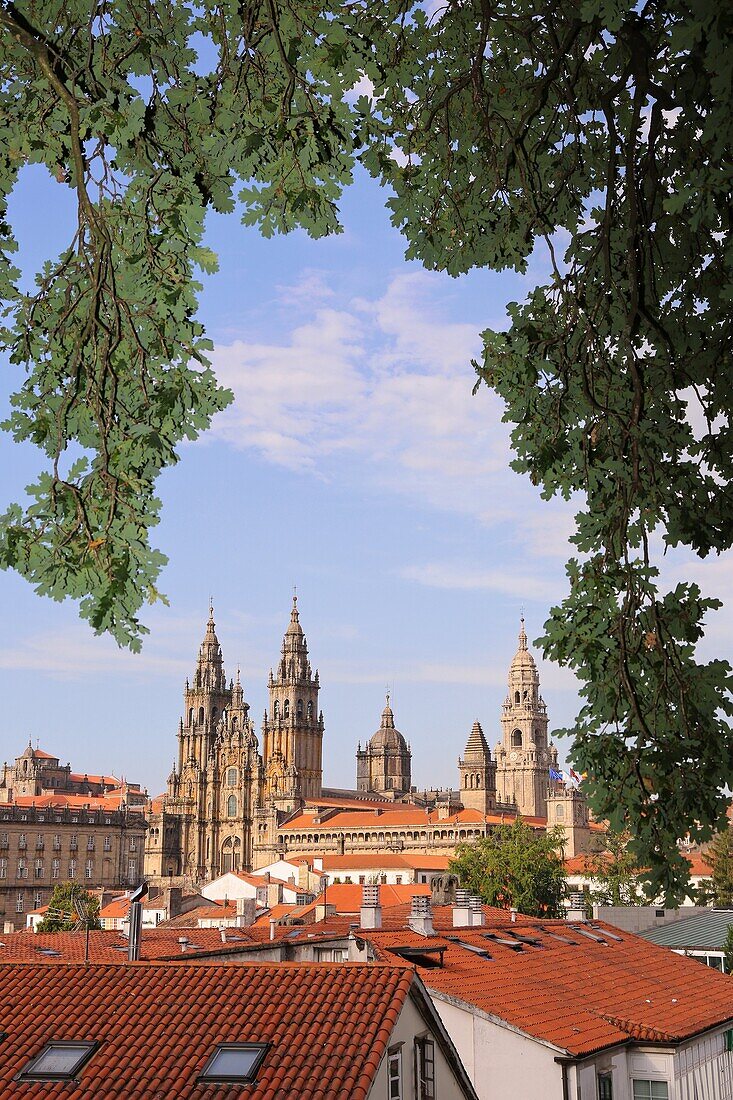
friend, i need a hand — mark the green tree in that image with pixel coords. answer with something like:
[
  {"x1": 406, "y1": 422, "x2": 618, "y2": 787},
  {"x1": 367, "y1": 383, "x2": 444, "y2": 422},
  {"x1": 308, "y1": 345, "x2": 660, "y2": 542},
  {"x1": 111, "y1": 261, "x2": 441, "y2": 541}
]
[
  {"x1": 703, "y1": 826, "x2": 733, "y2": 908},
  {"x1": 723, "y1": 924, "x2": 733, "y2": 976},
  {"x1": 586, "y1": 831, "x2": 646, "y2": 907},
  {"x1": 449, "y1": 820, "x2": 566, "y2": 918},
  {"x1": 36, "y1": 882, "x2": 101, "y2": 932},
  {"x1": 1, "y1": 2, "x2": 731, "y2": 900}
]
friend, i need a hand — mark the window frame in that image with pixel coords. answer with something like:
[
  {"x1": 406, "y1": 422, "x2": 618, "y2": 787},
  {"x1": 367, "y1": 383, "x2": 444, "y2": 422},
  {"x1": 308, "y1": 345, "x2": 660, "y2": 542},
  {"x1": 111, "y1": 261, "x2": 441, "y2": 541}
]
[
  {"x1": 197, "y1": 1042, "x2": 269, "y2": 1085},
  {"x1": 387, "y1": 1043, "x2": 403, "y2": 1100},
  {"x1": 597, "y1": 1071, "x2": 613, "y2": 1100},
  {"x1": 632, "y1": 1081, "x2": 669, "y2": 1100},
  {"x1": 414, "y1": 1034, "x2": 436, "y2": 1100},
  {"x1": 17, "y1": 1041, "x2": 99, "y2": 1082}
]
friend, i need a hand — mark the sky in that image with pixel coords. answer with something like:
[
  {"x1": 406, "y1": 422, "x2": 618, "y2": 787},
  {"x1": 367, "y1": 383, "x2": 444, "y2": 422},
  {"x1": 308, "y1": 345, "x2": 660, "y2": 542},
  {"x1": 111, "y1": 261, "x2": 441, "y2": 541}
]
[{"x1": 1, "y1": 162, "x2": 730, "y2": 797}]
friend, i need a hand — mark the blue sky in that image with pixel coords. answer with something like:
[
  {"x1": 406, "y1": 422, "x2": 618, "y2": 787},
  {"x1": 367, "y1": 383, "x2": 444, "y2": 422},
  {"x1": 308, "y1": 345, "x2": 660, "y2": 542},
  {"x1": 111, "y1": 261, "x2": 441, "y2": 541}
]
[{"x1": 1, "y1": 164, "x2": 729, "y2": 796}]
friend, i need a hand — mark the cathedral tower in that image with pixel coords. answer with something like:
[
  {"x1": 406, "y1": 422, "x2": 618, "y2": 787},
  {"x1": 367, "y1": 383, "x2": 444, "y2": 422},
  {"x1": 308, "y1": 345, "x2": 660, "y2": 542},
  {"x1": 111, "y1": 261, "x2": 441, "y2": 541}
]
[
  {"x1": 494, "y1": 617, "x2": 558, "y2": 817},
  {"x1": 458, "y1": 721, "x2": 496, "y2": 813},
  {"x1": 261, "y1": 596, "x2": 324, "y2": 808},
  {"x1": 356, "y1": 696, "x2": 412, "y2": 798}
]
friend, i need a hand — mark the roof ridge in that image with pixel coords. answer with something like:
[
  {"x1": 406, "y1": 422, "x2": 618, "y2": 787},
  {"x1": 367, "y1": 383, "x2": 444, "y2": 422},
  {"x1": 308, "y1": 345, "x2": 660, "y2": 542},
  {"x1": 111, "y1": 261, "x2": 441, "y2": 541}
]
[{"x1": 598, "y1": 1013, "x2": 679, "y2": 1044}]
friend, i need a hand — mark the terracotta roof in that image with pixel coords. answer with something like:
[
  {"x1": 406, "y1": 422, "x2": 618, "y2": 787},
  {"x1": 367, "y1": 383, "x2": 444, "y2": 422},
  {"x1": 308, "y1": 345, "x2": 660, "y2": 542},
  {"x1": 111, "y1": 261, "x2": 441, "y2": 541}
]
[
  {"x1": 314, "y1": 853, "x2": 452, "y2": 872},
  {"x1": 368, "y1": 918, "x2": 733, "y2": 1057},
  {"x1": 10, "y1": 793, "x2": 141, "y2": 812},
  {"x1": 0, "y1": 929, "x2": 255, "y2": 963},
  {"x1": 564, "y1": 852, "x2": 713, "y2": 878},
  {"x1": 311, "y1": 882, "x2": 431, "y2": 914},
  {"x1": 251, "y1": 904, "x2": 300, "y2": 928},
  {"x1": 30, "y1": 748, "x2": 57, "y2": 760},
  {"x1": 0, "y1": 962, "x2": 416, "y2": 1098},
  {"x1": 280, "y1": 806, "x2": 529, "y2": 830}
]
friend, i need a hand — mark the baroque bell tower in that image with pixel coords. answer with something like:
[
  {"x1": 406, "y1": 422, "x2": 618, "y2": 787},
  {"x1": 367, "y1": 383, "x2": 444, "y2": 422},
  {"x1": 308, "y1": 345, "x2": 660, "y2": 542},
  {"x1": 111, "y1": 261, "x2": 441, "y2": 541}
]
[
  {"x1": 261, "y1": 595, "x2": 324, "y2": 809},
  {"x1": 494, "y1": 617, "x2": 558, "y2": 818}
]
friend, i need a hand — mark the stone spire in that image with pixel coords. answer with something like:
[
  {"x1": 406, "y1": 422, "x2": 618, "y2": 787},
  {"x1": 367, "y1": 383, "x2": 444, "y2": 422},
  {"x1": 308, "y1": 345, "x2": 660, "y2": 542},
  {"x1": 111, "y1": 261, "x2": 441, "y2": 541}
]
[
  {"x1": 193, "y1": 604, "x2": 227, "y2": 694},
  {"x1": 458, "y1": 721, "x2": 496, "y2": 813}
]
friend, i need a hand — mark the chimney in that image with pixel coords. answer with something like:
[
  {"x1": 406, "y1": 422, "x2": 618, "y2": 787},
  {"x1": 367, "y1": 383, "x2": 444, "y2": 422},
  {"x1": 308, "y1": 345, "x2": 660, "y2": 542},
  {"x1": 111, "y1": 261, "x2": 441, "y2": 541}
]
[
  {"x1": 408, "y1": 895, "x2": 434, "y2": 937},
  {"x1": 360, "y1": 884, "x2": 382, "y2": 930},
  {"x1": 236, "y1": 897, "x2": 256, "y2": 928},
  {"x1": 178, "y1": 936, "x2": 190, "y2": 953},
  {"x1": 510, "y1": 907, "x2": 517, "y2": 924},
  {"x1": 220, "y1": 927, "x2": 227, "y2": 942},
  {"x1": 269, "y1": 918, "x2": 276, "y2": 942},
  {"x1": 567, "y1": 891, "x2": 586, "y2": 922},
  {"x1": 127, "y1": 881, "x2": 148, "y2": 962},
  {"x1": 469, "y1": 895, "x2": 485, "y2": 928},
  {"x1": 452, "y1": 888, "x2": 471, "y2": 928}
]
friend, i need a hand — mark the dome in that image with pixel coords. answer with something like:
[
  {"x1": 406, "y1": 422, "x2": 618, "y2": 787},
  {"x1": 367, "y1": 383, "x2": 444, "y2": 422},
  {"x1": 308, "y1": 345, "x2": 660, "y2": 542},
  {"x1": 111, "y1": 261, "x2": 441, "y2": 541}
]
[
  {"x1": 285, "y1": 594, "x2": 304, "y2": 636},
  {"x1": 368, "y1": 696, "x2": 409, "y2": 753},
  {"x1": 510, "y1": 617, "x2": 537, "y2": 671}
]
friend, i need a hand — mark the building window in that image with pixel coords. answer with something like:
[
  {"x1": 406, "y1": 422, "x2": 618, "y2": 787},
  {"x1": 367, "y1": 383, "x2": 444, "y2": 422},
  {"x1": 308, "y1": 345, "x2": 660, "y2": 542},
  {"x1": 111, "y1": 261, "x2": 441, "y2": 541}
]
[
  {"x1": 69, "y1": 834, "x2": 78, "y2": 851},
  {"x1": 17, "y1": 858, "x2": 27, "y2": 879},
  {"x1": 227, "y1": 795, "x2": 237, "y2": 818},
  {"x1": 198, "y1": 706, "x2": 205, "y2": 724},
  {"x1": 632, "y1": 1084, "x2": 669, "y2": 1100},
  {"x1": 307, "y1": 701, "x2": 313, "y2": 719},
  {"x1": 227, "y1": 767, "x2": 237, "y2": 787},
  {"x1": 69, "y1": 859, "x2": 77, "y2": 879},
  {"x1": 297, "y1": 699, "x2": 303, "y2": 718},
  {"x1": 273, "y1": 700, "x2": 279, "y2": 719},
  {"x1": 199, "y1": 1043, "x2": 269, "y2": 1084},
  {"x1": 283, "y1": 699, "x2": 290, "y2": 718},
  {"x1": 16, "y1": 892, "x2": 24, "y2": 913},
  {"x1": 85, "y1": 859, "x2": 94, "y2": 880},
  {"x1": 33, "y1": 891, "x2": 43, "y2": 909},
  {"x1": 556, "y1": 804, "x2": 565, "y2": 819},
  {"x1": 103, "y1": 836, "x2": 111, "y2": 851},
  {"x1": 0, "y1": 858, "x2": 6, "y2": 879},
  {"x1": 598, "y1": 1073, "x2": 613, "y2": 1100},
  {"x1": 18, "y1": 1041, "x2": 98, "y2": 1081},
  {"x1": 128, "y1": 859, "x2": 137, "y2": 883},
  {"x1": 415, "y1": 1036, "x2": 435, "y2": 1100},
  {"x1": 52, "y1": 859, "x2": 60, "y2": 879},
  {"x1": 53, "y1": 835, "x2": 61, "y2": 851},
  {"x1": 18, "y1": 833, "x2": 27, "y2": 850},
  {"x1": 0, "y1": 832, "x2": 7, "y2": 848},
  {"x1": 87, "y1": 836, "x2": 95, "y2": 851},
  {"x1": 388, "y1": 1046, "x2": 403, "y2": 1100},
  {"x1": 511, "y1": 729, "x2": 522, "y2": 748},
  {"x1": 36, "y1": 834, "x2": 44, "y2": 850},
  {"x1": 34, "y1": 859, "x2": 43, "y2": 879}
]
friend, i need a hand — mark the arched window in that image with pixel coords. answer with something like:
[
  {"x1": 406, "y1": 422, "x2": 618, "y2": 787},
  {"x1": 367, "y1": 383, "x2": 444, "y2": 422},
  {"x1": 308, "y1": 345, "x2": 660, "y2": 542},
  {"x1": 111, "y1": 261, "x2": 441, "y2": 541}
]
[
  {"x1": 283, "y1": 699, "x2": 290, "y2": 718},
  {"x1": 307, "y1": 701, "x2": 313, "y2": 719},
  {"x1": 273, "y1": 700, "x2": 280, "y2": 719},
  {"x1": 231, "y1": 716, "x2": 237, "y2": 729},
  {"x1": 514, "y1": 691, "x2": 520, "y2": 705},
  {"x1": 188, "y1": 707, "x2": 193, "y2": 726},
  {"x1": 511, "y1": 729, "x2": 523, "y2": 748},
  {"x1": 227, "y1": 795, "x2": 237, "y2": 818},
  {"x1": 211, "y1": 706, "x2": 218, "y2": 723},
  {"x1": 556, "y1": 804, "x2": 565, "y2": 819},
  {"x1": 464, "y1": 774, "x2": 469, "y2": 788},
  {"x1": 476, "y1": 775, "x2": 482, "y2": 788},
  {"x1": 227, "y1": 767, "x2": 237, "y2": 787},
  {"x1": 198, "y1": 706, "x2": 205, "y2": 725},
  {"x1": 297, "y1": 699, "x2": 303, "y2": 718}
]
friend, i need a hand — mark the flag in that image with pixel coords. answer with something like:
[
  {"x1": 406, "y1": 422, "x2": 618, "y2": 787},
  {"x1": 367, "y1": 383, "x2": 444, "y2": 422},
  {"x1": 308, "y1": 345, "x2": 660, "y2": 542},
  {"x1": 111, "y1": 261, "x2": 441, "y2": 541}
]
[
  {"x1": 549, "y1": 767, "x2": 563, "y2": 781},
  {"x1": 570, "y1": 768, "x2": 583, "y2": 785}
]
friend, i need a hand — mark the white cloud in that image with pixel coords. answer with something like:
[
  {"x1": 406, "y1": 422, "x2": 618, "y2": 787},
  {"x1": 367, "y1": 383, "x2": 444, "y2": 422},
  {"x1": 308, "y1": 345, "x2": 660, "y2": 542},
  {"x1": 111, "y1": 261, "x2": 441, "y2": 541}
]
[
  {"x1": 399, "y1": 561, "x2": 565, "y2": 603},
  {"x1": 210, "y1": 270, "x2": 537, "y2": 522}
]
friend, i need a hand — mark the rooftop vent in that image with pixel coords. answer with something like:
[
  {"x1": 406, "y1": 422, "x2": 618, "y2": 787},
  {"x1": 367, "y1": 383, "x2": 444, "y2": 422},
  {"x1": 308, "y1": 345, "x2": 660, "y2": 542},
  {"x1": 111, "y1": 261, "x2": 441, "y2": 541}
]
[
  {"x1": 360, "y1": 884, "x2": 382, "y2": 930},
  {"x1": 408, "y1": 894, "x2": 434, "y2": 937}
]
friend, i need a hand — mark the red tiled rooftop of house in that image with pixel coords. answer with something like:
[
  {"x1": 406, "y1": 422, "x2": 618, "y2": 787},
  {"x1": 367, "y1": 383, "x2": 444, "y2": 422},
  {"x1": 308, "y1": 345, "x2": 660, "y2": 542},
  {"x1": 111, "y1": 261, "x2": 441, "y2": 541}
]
[
  {"x1": 10, "y1": 792, "x2": 140, "y2": 811},
  {"x1": 0, "y1": 962, "x2": 416, "y2": 1098},
  {"x1": 281, "y1": 805, "x2": 531, "y2": 830},
  {"x1": 369, "y1": 917, "x2": 733, "y2": 1057},
  {"x1": 311, "y1": 852, "x2": 453, "y2": 872},
  {"x1": 0, "y1": 928, "x2": 256, "y2": 963},
  {"x1": 311, "y1": 882, "x2": 431, "y2": 914}
]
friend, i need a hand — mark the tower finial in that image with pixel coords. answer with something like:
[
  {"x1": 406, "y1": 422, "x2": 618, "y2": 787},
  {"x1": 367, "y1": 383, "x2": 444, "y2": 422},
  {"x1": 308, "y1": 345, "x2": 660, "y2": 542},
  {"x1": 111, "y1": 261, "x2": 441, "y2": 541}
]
[{"x1": 518, "y1": 614, "x2": 527, "y2": 650}]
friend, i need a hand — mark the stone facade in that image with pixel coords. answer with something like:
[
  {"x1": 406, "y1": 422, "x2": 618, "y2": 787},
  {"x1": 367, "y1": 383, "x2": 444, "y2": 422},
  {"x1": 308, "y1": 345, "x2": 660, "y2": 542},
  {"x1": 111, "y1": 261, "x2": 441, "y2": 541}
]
[
  {"x1": 458, "y1": 722, "x2": 497, "y2": 814},
  {"x1": 494, "y1": 618, "x2": 559, "y2": 817},
  {"x1": 0, "y1": 802, "x2": 146, "y2": 930},
  {"x1": 146, "y1": 598, "x2": 324, "y2": 886},
  {"x1": 356, "y1": 697, "x2": 412, "y2": 798}
]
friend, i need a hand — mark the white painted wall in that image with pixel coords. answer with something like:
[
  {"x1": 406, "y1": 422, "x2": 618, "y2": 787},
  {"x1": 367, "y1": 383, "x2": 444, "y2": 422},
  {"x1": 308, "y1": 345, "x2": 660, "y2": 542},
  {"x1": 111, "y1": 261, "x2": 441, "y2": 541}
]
[{"x1": 429, "y1": 992, "x2": 565, "y2": 1100}]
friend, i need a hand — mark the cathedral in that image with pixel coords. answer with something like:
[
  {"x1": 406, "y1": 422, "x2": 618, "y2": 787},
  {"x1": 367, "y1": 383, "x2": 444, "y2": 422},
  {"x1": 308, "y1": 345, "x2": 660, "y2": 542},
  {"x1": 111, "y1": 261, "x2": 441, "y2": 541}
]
[{"x1": 145, "y1": 603, "x2": 589, "y2": 886}]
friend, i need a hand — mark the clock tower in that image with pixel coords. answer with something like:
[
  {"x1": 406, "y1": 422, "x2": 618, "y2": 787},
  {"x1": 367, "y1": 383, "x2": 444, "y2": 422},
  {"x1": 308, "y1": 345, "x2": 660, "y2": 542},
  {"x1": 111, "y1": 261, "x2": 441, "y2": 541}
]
[{"x1": 494, "y1": 618, "x2": 558, "y2": 818}]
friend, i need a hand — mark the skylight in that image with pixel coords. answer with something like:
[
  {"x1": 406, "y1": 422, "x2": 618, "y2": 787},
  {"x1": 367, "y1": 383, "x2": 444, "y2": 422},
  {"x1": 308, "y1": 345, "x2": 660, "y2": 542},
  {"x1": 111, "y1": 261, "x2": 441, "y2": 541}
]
[
  {"x1": 199, "y1": 1043, "x2": 269, "y2": 1083},
  {"x1": 19, "y1": 1041, "x2": 98, "y2": 1080}
]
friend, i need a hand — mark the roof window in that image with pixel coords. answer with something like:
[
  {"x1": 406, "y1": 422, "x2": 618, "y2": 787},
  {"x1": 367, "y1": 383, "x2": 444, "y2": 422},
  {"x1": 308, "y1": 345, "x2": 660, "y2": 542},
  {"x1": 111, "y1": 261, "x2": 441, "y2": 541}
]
[
  {"x1": 19, "y1": 1041, "x2": 98, "y2": 1080},
  {"x1": 199, "y1": 1043, "x2": 269, "y2": 1083}
]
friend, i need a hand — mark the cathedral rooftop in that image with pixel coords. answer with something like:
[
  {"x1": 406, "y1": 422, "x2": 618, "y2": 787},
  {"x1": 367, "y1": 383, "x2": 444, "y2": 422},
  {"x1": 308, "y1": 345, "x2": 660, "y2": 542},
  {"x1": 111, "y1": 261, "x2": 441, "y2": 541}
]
[{"x1": 509, "y1": 616, "x2": 537, "y2": 671}]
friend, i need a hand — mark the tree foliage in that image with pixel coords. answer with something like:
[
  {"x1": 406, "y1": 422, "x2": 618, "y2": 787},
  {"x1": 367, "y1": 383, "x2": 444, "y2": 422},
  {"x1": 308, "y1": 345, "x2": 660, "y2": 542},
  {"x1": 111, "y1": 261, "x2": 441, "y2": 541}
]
[
  {"x1": 449, "y1": 820, "x2": 567, "y2": 917},
  {"x1": 36, "y1": 881, "x2": 101, "y2": 932},
  {"x1": 1, "y1": 1, "x2": 731, "y2": 900},
  {"x1": 701, "y1": 826, "x2": 733, "y2": 908},
  {"x1": 585, "y1": 830, "x2": 646, "y2": 907}
]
